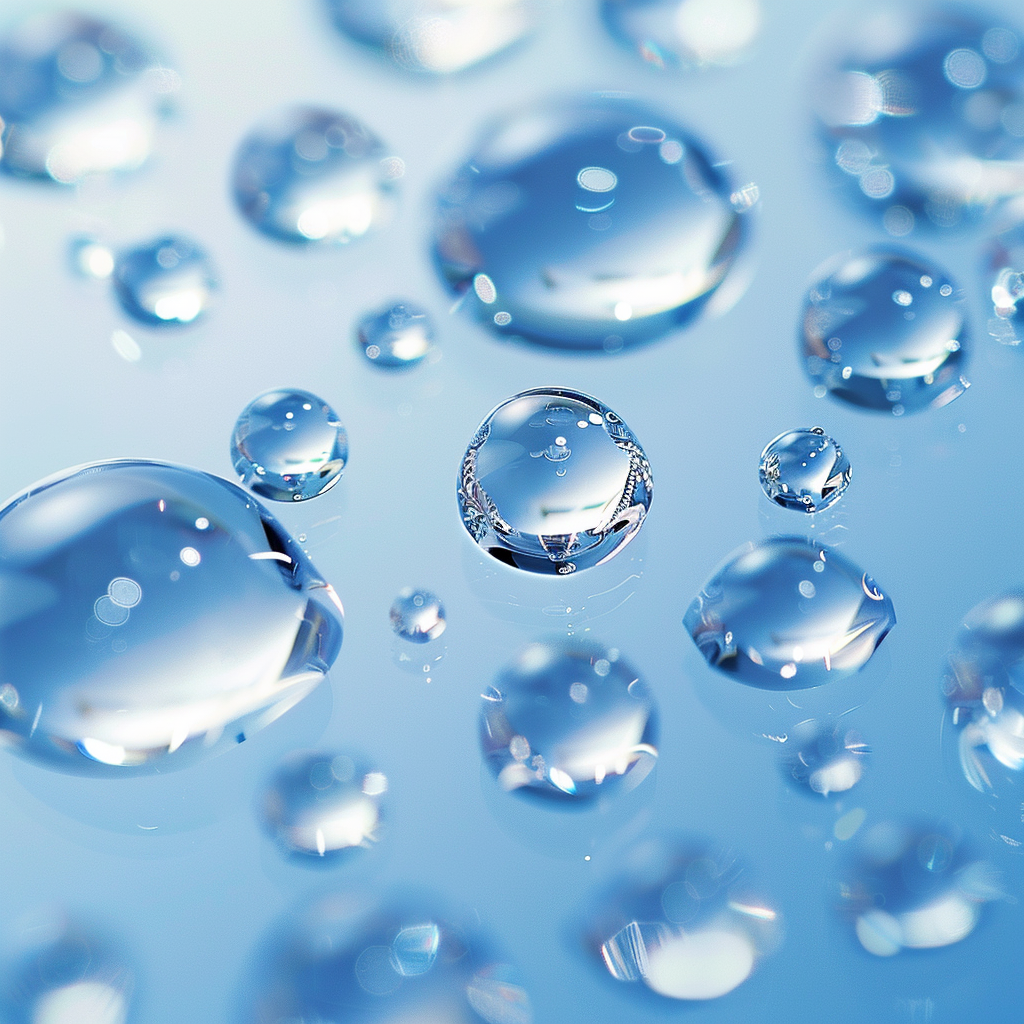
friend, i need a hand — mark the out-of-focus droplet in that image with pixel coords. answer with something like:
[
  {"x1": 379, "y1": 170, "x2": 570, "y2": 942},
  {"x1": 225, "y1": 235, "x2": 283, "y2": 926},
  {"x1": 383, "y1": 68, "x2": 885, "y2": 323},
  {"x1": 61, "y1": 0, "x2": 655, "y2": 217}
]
[
  {"x1": 758, "y1": 426, "x2": 851, "y2": 513},
  {"x1": 390, "y1": 588, "x2": 446, "y2": 643},
  {"x1": 684, "y1": 536, "x2": 895, "y2": 690},
  {"x1": 435, "y1": 96, "x2": 747, "y2": 350},
  {"x1": 0, "y1": 460, "x2": 343, "y2": 774},
  {"x1": 67, "y1": 235, "x2": 114, "y2": 280},
  {"x1": 458, "y1": 388, "x2": 652, "y2": 574},
  {"x1": 985, "y1": 199, "x2": 1024, "y2": 345},
  {"x1": 801, "y1": 248, "x2": 969, "y2": 414},
  {"x1": 357, "y1": 300, "x2": 435, "y2": 368},
  {"x1": 111, "y1": 235, "x2": 217, "y2": 327},
  {"x1": 481, "y1": 640, "x2": 657, "y2": 801},
  {"x1": 781, "y1": 720, "x2": 869, "y2": 797},
  {"x1": 231, "y1": 106, "x2": 400, "y2": 244},
  {"x1": 0, "y1": 12, "x2": 177, "y2": 183},
  {"x1": 231, "y1": 388, "x2": 348, "y2": 502},
  {"x1": 601, "y1": 0, "x2": 762, "y2": 70}
]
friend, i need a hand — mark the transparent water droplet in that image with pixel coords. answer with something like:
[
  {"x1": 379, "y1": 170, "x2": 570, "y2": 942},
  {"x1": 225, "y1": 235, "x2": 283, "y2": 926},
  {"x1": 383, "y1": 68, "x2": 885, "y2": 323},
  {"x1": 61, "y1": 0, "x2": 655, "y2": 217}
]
[
  {"x1": 231, "y1": 388, "x2": 349, "y2": 502},
  {"x1": 111, "y1": 235, "x2": 217, "y2": 327},
  {"x1": 0, "y1": 460, "x2": 343, "y2": 774},
  {"x1": 801, "y1": 249, "x2": 969, "y2": 413},
  {"x1": 758, "y1": 426, "x2": 851, "y2": 513},
  {"x1": 435, "y1": 96, "x2": 747, "y2": 350},
  {"x1": 480, "y1": 640, "x2": 658, "y2": 801},
  {"x1": 781, "y1": 720, "x2": 869, "y2": 797},
  {"x1": 231, "y1": 106, "x2": 399, "y2": 244},
  {"x1": 357, "y1": 300, "x2": 435, "y2": 368},
  {"x1": 458, "y1": 388, "x2": 652, "y2": 574},
  {"x1": 389, "y1": 587, "x2": 446, "y2": 643},
  {"x1": 684, "y1": 536, "x2": 895, "y2": 690},
  {"x1": 67, "y1": 235, "x2": 114, "y2": 280},
  {"x1": 985, "y1": 203, "x2": 1024, "y2": 345}
]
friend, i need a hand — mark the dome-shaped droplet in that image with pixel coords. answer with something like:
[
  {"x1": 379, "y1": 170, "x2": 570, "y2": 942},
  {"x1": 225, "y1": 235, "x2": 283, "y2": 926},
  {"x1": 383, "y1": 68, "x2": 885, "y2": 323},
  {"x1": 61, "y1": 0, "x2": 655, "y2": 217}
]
[
  {"x1": 801, "y1": 249, "x2": 969, "y2": 414},
  {"x1": 434, "y1": 96, "x2": 747, "y2": 350},
  {"x1": 458, "y1": 388, "x2": 652, "y2": 574},
  {"x1": 390, "y1": 588, "x2": 446, "y2": 643},
  {"x1": 357, "y1": 301, "x2": 435, "y2": 368},
  {"x1": 0, "y1": 460, "x2": 343, "y2": 775},
  {"x1": 67, "y1": 235, "x2": 115, "y2": 280},
  {"x1": 480, "y1": 640, "x2": 657, "y2": 801},
  {"x1": 585, "y1": 838, "x2": 779, "y2": 1000},
  {"x1": 758, "y1": 426, "x2": 851, "y2": 513},
  {"x1": 324, "y1": 0, "x2": 542, "y2": 75},
  {"x1": 684, "y1": 536, "x2": 895, "y2": 690},
  {"x1": 231, "y1": 388, "x2": 348, "y2": 502},
  {"x1": 985, "y1": 202, "x2": 1024, "y2": 345},
  {"x1": 811, "y1": 7, "x2": 1024, "y2": 228},
  {"x1": 601, "y1": 0, "x2": 762, "y2": 70},
  {"x1": 780, "y1": 720, "x2": 869, "y2": 797},
  {"x1": 111, "y1": 235, "x2": 217, "y2": 327},
  {"x1": 0, "y1": 12, "x2": 177, "y2": 183},
  {"x1": 231, "y1": 106, "x2": 401, "y2": 244},
  {"x1": 261, "y1": 751, "x2": 386, "y2": 858}
]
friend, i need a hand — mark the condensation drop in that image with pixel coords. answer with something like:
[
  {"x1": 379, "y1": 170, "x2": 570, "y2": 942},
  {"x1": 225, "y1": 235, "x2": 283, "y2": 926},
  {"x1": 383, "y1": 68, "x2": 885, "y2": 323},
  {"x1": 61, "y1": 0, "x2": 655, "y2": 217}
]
[
  {"x1": 357, "y1": 301, "x2": 435, "y2": 368},
  {"x1": 781, "y1": 720, "x2": 869, "y2": 797},
  {"x1": 112, "y1": 235, "x2": 217, "y2": 327},
  {"x1": 389, "y1": 588, "x2": 446, "y2": 643},
  {"x1": 758, "y1": 426, "x2": 851, "y2": 513}
]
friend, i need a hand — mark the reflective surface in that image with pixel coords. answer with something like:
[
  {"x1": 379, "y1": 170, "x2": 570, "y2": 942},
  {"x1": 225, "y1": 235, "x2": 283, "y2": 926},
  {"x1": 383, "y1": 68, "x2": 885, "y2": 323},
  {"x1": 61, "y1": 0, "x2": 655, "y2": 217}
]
[
  {"x1": 480, "y1": 640, "x2": 657, "y2": 801},
  {"x1": 231, "y1": 388, "x2": 349, "y2": 502},
  {"x1": 684, "y1": 536, "x2": 896, "y2": 690},
  {"x1": 434, "y1": 96, "x2": 746, "y2": 350},
  {"x1": 986, "y1": 199, "x2": 1024, "y2": 345},
  {"x1": 801, "y1": 248, "x2": 969, "y2": 414},
  {"x1": 458, "y1": 388, "x2": 652, "y2": 574},
  {"x1": 780, "y1": 719, "x2": 868, "y2": 797},
  {"x1": 758, "y1": 426, "x2": 851, "y2": 513},
  {"x1": 390, "y1": 587, "x2": 447, "y2": 643},
  {"x1": 0, "y1": 460, "x2": 343, "y2": 773},
  {"x1": 357, "y1": 300, "x2": 435, "y2": 368}
]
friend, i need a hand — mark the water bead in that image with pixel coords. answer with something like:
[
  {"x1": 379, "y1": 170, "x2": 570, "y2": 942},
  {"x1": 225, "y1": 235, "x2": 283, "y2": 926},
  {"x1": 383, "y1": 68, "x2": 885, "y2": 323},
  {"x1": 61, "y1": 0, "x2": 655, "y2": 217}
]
[
  {"x1": 985, "y1": 201, "x2": 1024, "y2": 345},
  {"x1": 780, "y1": 720, "x2": 869, "y2": 797},
  {"x1": 357, "y1": 301, "x2": 435, "y2": 368},
  {"x1": 0, "y1": 460, "x2": 343, "y2": 774},
  {"x1": 758, "y1": 427, "x2": 851, "y2": 513},
  {"x1": 684, "y1": 536, "x2": 895, "y2": 690},
  {"x1": 231, "y1": 388, "x2": 348, "y2": 502},
  {"x1": 390, "y1": 588, "x2": 446, "y2": 643},
  {"x1": 801, "y1": 249, "x2": 968, "y2": 414},
  {"x1": 0, "y1": 11, "x2": 176, "y2": 184},
  {"x1": 67, "y1": 235, "x2": 115, "y2": 280},
  {"x1": 435, "y1": 96, "x2": 746, "y2": 350},
  {"x1": 458, "y1": 388, "x2": 652, "y2": 574},
  {"x1": 231, "y1": 106, "x2": 400, "y2": 244},
  {"x1": 480, "y1": 640, "x2": 657, "y2": 801}
]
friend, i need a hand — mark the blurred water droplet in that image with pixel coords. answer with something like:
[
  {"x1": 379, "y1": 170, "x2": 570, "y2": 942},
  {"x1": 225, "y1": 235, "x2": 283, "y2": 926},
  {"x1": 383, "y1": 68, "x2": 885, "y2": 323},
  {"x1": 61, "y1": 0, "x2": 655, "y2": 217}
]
[
  {"x1": 985, "y1": 200, "x2": 1024, "y2": 345},
  {"x1": 68, "y1": 236, "x2": 114, "y2": 280},
  {"x1": 390, "y1": 587, "x2": 446, "y2": 643},
  {"x1": 112, "y1": 235, "x2": 217, "y2": 327},
  {"x1": 781, "y1": 720, "x2": 869, "y2": 797},
  {"x1": 758, "y1": 426, "x2": 851, "y2": 513},
  {"x1": 357, "y1": 300, "x2": 435, "y2": 368}
]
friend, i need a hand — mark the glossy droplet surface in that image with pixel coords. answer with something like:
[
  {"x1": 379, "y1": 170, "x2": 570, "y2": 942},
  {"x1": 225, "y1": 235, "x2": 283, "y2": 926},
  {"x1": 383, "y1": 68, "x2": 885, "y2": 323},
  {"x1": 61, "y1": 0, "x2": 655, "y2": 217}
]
[
  {"x1": 758, "y1": 426, "x2": 851, "y2": 513},
  {"x1": 0, "y1": 460, "x2": 343, "y2": 775},
  {"x1": 985, "y1": 202, "x2": 1024, "y2": 345},
  {"x1": 801, "y1": 249, "x2": 968, "y2": 414},
  {"x1": 231, "y1": 388, "x2": 348, "y2": 502},
  {"x1": 781, "y1": 720, "x2": 869, "y2": 797},
  {"x1": 458, "y1": 388, "x2": 652, "y2": 574},
  {"x1": 684, "y1": 536, "x2": 895, "y2": 690},
  {"x1": 0, "y1": 12, "x2": 176, "y2": 183},
  {"x1": 232, "y1": 106, "x2": 400, "y2": 244},
  {"x1": 811, "y1": 8, "x2": 1024, "y2": 229},
  {"x1": 357, "y1": 301, "x2": 435, "y2": 368},
  {"x1": 111, "y1": 235, "x2": 217, "y2": 327},
  {"x1": 261, "y1": 752, "x2": 385, "y2": 858},
  {"x1": 435, "y1": 97, "x2": 746, "y2": 350},
  {"x1": 390, "y1": 588, "x2": 446, "y2": 643}
]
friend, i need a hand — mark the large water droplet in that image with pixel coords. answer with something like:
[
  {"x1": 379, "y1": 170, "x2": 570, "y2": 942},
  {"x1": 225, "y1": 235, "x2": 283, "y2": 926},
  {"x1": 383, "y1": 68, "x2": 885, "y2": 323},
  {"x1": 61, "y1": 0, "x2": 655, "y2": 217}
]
[
  {"x1": 458, "y1": 388, "x2": 652, "y2": 574},
  {"x1": 684, "y1": 536, "x2": 895, "y2": 690},
  {"x1": 357, "y1": 300, "x2": 435, "y2": 368},
  {"x1": 0, "y1": 460, "x2": 343, "y2": 774},
  {"x1": 985, "y1": 200, "x2": 1024, "y2": 345},
  {"x1": 231, "y1": 106, "x2": 400, "y2": 244},
  {"x1": 758, "y1": 426, "x2": 851, "y2": 513},
  {"x1": 0, "y1": 12, "x2": 177, "y2": 183},
  {"x1": 231, "y1": 388, "x2": 349, "y2": 502},
  {"x1": 390, "y1": 588, "x2": 446, "y2": 643},
  {"x1": 435, "y1": 96, "x2": 746, "y2": 350},
  {"x1": 801, "y1": 248, "x2": 969, "y2": 414},
  {"x1": 780, "y1": 719, "x2": 869, "y2": 797}
]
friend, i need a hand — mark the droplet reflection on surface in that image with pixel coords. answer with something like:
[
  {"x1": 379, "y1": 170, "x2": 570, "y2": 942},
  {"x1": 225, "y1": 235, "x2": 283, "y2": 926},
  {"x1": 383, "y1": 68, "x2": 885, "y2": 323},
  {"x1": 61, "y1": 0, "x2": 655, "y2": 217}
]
[
  {"x1": 458, "y1": 388, "x2": 653, "y2": 574},
  {"x1": 684, "y1": 536, "x2": 895, "y2": 690},
  {"x1": 781, "y1": 720, "x2": 869, "y2": 797},
  {"x1": 112, "y1": 235, "x2": 217, "y2": 327},
  {"x1": 758, "y1": 426, "x2": 851, "y2": 513},
  {"x1": 357, "y1": 301, "x2": 435, "y2": 368},
  {"x1": 0, "y1": 460, "x2": 343, "y2": 774},
  {"x1": 390, "y1": 588, "x2": 446, "y2": 643}
]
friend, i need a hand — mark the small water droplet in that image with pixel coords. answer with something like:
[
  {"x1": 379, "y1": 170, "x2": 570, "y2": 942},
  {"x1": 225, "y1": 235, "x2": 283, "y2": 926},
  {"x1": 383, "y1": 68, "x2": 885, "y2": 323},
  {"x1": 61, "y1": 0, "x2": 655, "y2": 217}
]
[
  {"x1": 112, "y1": 235, "x2": 217, "y2": 327},
  {"x1": 357, "y1": 300, "x2": 435, "y2": 368},
  {"x1": 758, "y1": 427, "x2": 851, "y2": 513},
  {"x1": 68, "y1": 236, "x2": 115, "y2": 280},
  {"x1": 389, "y1": 587, "x2": 446, "y2": 643},
  {"x1": 781, "y1": 720, "x2": 869, "y2": 797}
]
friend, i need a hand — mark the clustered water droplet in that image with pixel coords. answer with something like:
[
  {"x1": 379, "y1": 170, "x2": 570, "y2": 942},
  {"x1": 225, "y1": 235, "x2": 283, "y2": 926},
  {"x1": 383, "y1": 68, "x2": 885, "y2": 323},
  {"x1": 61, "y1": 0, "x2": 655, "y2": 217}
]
[
  {"x1": 758, "y1": 426, "x2": 851, "y2": 513},
  {"x1": 357, "y1": 301, "x2": 435, "y2": 368},
  {"x1": 389, "y1": 587, "x2": 447, "y2": 643}
]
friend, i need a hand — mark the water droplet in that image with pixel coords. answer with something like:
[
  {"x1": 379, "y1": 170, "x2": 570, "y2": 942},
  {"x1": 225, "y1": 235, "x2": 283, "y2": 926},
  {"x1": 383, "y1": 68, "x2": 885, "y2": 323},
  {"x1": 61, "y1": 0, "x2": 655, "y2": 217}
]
[
  {"x1": 435, "y1": 96, "x2": 747, "y2": 350},
  {"x1": 0, "y1": 12, "x2": 176, "y2": 183},
  {"x1": 684, "y1": 536, "x2": 895, "y2": 690},
  {"x1": 801, "y1": 249, "x2": 969, "y2": 413},
  {"x1": 232, "y1": 106, "x2": 398, "y2": 244},
  {"x1": 389, "y1": 587, "x2": 446, "y2": 643},
  {"x1": 458, "y1": 388, "x2": 652, "y2": 574},
  {"x1": 0, "y1": 460, "x2": 343, "y2": 774},
  {"x1": 758, "y1": 427, "x2": 851, "y2": 513},
  {"x1": 985, "y1": 203, "x2": 1024, "y2": 345},
  {"x1": 111, "y1": 235, "x2": 217, "y2": 327},
  {"x1": 231, "y1": 388, "x2": 348, "y2": 502},
  {"x1": 781, "y1": 720, "x2": 869, "y2": 797},
  {"x1": 480, "y1": 640, "x2": 658, "y2": 801},
  {"x1": 261, "y1": 751, "x2": 384, "y2": 858},
  {"x1": 67, "y1": 236, "x2": 115, "y2": 280},
  {"x1": 357, "y1": 300, "x2": 435, "y2": 368}
]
